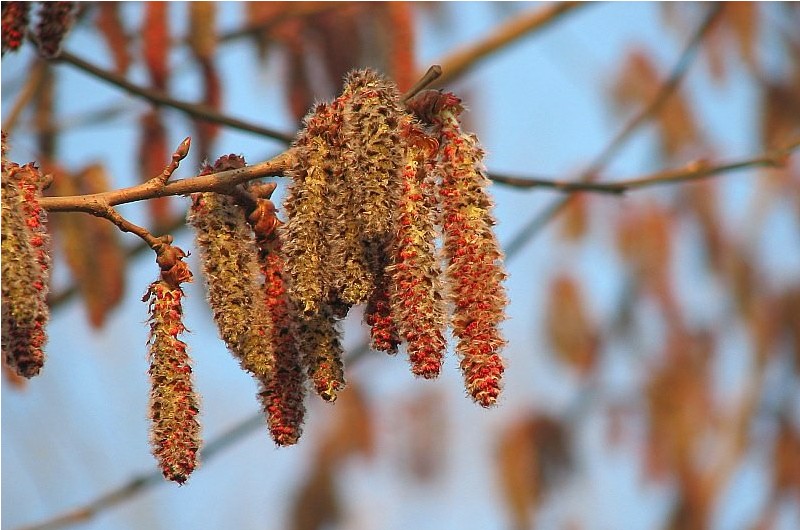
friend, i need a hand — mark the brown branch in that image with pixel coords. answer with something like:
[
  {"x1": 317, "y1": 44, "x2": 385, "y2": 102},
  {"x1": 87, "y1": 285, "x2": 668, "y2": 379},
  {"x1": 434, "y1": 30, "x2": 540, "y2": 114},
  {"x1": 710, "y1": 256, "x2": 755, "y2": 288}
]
[
  {"x1": 401, "y1": 65, "x2": 442, "y2": 103},
  {"x1": 51, "y1": 50, "x2": 295, "y2": 144},
  {"x1": 489, "y1": 139, "x2": 800, "y2": 193},
  {"x1": 503, "y1": 4, "x2": 725, "y2": 256},
  {"x1": 39, "y1": 151, "x2": 294, "y2": 213},
  {"x1": 430, "y1": 1, "x2": 588, "y2": 87}
]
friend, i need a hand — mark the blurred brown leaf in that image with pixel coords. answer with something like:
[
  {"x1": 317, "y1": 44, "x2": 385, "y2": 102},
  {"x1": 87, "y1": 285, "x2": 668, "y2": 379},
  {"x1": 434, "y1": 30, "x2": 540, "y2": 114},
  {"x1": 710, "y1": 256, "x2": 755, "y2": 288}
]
[
  {"x1": 612, "y1": 49, "x2": 702, "y2": 159},
  {"x1": 138, "y1": 110, "x2": 172, "y2": 230},
  {"x1": 289, "y1": 458, "x2": 341, "y2": 530},
  {"x1": 95, "y1": 3, "x2": 130, "y2": 75},
  {"x1": 761, "y1": 82, "x2": 800, "y2": 150},
  {"x1": 383, "y1": 3, "x2": 416, "y2": 91},
  {"x1": 320, "y1": 382, "x2": 374, "y2": 462},
  {"x1": 559, "y1": 193, "x2": 589, "y2": 242},
  {"x1": 545, "y1": 274, "x2": 598, "y2": 376},
  {"x1": 645, "y1": 330, "x2": 715, "y2": 482},
  {"x1": 773, "y1": 416, "x2": 800, "y2": 493},
  {"x1": 683, "y1": 180, "x2": 726, "y2": 274},
  {"x1": 497, "y1": 414, "x2": 571, "y2": 530},
  {"x1": 188, "y1": 3, "x2": 221, "y2": 161},
  {"x1": 399, "y1": 388, "x2": 448, "y2": 482},
  {"x1": 45, "y1": 164, "x2": 125, "y2": 328},
  {"x1": 142, "y1": 2, "x2": 170, "y2": 90}
]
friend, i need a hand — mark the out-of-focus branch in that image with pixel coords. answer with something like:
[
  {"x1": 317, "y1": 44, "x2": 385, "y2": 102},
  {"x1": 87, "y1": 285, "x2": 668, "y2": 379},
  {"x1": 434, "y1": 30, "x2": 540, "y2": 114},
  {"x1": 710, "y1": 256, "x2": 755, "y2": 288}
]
[
  {"x1": 38, "y1": 151, "x2": 294, "y2": 213},
  {"x1": 1, "y1": 59, "x2": 48, "y2": 133},
  {"x1": 51, "y1": 50, "x2": 295, "y2": 144},
  {"x1": 489, "y1": 139, "x2": 800, "y2": 193},
  {"x1": 503, "y1": 3, "x2": 725, "y2": 256},
  {"x1": 430, "y1": 1, "x2": 588, "y2": 86}
]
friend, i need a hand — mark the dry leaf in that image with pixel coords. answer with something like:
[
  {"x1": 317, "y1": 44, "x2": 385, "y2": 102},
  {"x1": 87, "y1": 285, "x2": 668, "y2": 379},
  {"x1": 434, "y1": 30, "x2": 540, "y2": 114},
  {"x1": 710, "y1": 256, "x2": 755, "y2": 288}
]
[
  {"x1": 559, "y1": 193, "x2": 589, "y2": 242},
  {"x1": 612, "y1": 50, "x2": 702, "y2": 159},
  {"x1": 138, "y1": 110, "x2": 172, "y2": 229},
  {"x1": 545, "y1": 274, "x2": 598, "y2": 376},
  {"x1": 95, "y1": 3, "x2": 130, "y2": 75},
  {"x1": 142, "y1": 1, "x2": 170, "y2": 90}
]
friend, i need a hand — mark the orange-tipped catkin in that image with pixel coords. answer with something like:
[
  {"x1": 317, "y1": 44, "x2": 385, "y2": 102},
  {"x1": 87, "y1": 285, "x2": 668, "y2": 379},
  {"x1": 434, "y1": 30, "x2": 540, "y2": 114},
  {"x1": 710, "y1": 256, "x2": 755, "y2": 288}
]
[
  {"x1": 433, "y1": 93, "x2": 508, "y2": 407},
  {"x1": 1, "y1": 163, "x2": 51, "y2": 378},
  {"x1": 187, "y1": 185, "x2": 276, "y2": 385},
  {"x1": 144, "y1": 246, "x2": 200, "y2": 484},
  {"x1": 247, "y1": 195, "x2": 308, "y2": 446},
  {"x1": 388, "y1": 122, "x2": 447, "y2": 378}
]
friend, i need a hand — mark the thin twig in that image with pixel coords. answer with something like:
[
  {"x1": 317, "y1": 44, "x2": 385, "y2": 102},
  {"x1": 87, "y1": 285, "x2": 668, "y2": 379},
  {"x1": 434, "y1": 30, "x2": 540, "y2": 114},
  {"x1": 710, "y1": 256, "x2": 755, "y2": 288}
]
[
  {"x1": 52, "y1": 50, "x2": 295, "y2": 144},
  {"x1": 401, "y1": 65, "x2": 442, "y2": 103},
  {"x1": 489, "y1": 140, "x2": 800, "y2": 193},
  {"x1": 430, "y1": 1, "x2": 587, "y2": 87},
  {"x1": 503, "y1": 4, "x2": 725, "y2": 257},
  {"x1": 39, "y1": 151, "x2": 294, "y2": 213}
]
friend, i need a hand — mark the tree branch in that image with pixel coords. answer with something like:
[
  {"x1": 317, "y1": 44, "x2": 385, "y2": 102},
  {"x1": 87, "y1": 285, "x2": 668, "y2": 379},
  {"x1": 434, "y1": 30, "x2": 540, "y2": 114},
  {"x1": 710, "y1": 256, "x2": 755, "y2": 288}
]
[
  {"x1": 51, "y1": 50, "x2": 295, "y2": 144},
  {"x1": 38, "y1": 151, "x2": 294, "y2": 213},
  {"x1": 489, "y1": 139, "x2": 800, "y2": 193},
  {"x1": 430, "y1": 1, "x2": 588, "y2": 87}
]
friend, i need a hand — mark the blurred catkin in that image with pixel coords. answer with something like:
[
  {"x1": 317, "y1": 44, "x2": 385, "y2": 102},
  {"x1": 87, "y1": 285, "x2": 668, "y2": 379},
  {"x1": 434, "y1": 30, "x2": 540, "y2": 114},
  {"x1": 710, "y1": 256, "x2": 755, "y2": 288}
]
[
  {"x1": 1, "y1": 2, "x2": 30, "y2": 54},
  {"x1": 1, "y1": 162, "x2": 50, "y2": 378},
  {"x1": 33, "y1": 1, "x2": 76, "y2": 58}
]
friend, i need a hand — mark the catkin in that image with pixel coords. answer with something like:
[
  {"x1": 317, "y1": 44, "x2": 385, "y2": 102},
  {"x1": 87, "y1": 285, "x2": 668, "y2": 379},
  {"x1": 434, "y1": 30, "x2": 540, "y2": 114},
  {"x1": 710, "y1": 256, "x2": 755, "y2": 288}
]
[
  {"x1": 1, "y1": 163, "x2": 50, "y2": 378},
  {"x1": 144, "y1": 249, "x2": 200, "y2": 484},
  {"x1": 433, "y1": 93, "x2": 508, "y2": 407}
]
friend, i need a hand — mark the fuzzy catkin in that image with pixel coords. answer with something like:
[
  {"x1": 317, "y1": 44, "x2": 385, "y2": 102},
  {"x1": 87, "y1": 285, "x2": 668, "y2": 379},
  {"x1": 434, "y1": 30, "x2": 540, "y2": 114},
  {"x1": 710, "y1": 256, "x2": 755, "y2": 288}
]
[
  {"x1": 434, "y1": 94, "x2": 508, "y2": 407},
  {"x1": 298, "y1": 305, "x2": 346, "y2": 403},
  {"x1": 326, "y1": 92, "x2": 375, "y2": 306},
  {"x1": 281, "y1": 103, "x2": 338, "y2": 314},
  {"x1": 248, "y1": 196, "x2": 308, "y2": 446},
  {"x1": 341, "y1": 69, "x2": 406, "y2": 240},
  {"x1": 187, "y1": 190, "x2": 276, "y2": 384},
  {"x1": 1, "y1": 163, "x2": 50, "y2": 378},
  {"x1": 388, "y1": 123, "x2": 447, "y2": 378},
  {"x1": 145, "y1": 275, "x2": 200, "y2": 484}
]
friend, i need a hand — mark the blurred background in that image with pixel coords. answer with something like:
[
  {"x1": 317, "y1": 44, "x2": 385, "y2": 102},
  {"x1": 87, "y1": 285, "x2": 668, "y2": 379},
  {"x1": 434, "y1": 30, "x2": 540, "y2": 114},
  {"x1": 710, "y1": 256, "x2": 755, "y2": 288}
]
[{"x1": 2, "y1": 2, "x2": 799, "y2": 530}]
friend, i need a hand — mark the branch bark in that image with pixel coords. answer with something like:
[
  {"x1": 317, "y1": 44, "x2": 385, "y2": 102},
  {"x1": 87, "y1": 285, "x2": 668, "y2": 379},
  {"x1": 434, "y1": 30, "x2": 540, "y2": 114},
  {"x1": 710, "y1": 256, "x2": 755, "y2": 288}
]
[
  {"x1": 39, "y1": 151, "x2": 294, "y2": 213},
  {"x1": 489, "y1": 140, "x2": 800, "y2": 193}
]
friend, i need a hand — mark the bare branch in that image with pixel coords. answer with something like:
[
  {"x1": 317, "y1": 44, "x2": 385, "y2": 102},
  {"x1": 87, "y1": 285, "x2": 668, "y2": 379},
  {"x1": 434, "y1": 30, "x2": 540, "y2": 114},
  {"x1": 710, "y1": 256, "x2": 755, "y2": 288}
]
[
  {"x1": 430, "y1": 1, "x2": 588, "y2": 87},
  {"x1": 489, "y1": 140, "x2": 800, "y2": 193},
  {"x1": 52, "y1": 50, "x2": 295, "y2": 144},
  {"x1": 39, "y1": 151, "x2": 294, "y2": 213}
]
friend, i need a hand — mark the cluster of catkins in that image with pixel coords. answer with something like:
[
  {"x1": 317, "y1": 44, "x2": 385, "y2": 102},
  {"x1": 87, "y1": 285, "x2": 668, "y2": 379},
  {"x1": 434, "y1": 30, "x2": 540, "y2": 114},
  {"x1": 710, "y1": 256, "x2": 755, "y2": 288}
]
[
  {"x1": 1, "y1": 1, "x2": 76, "y2": 57},
  {"x1": 180, "y1": 69, "x2": 507, "y2": 479}
]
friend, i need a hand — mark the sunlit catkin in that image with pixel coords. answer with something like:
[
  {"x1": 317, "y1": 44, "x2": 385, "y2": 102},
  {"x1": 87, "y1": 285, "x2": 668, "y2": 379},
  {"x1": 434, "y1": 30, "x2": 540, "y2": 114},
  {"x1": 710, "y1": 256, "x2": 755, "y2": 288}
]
[
  {"x1": 281, "y1": 103, "x2": 338, "y2": 313},
  {"x1": 433, "y1": 93, "x2": 508, "y2": 407},
  {"x1": 248, "y1": 196, "x2": 307, "y2": 446},
  {"x1": 144, "y1": 246, "x2": 199, "y2": 484},
  {"x1": 298, "y1": 305, "x2": 346, "y2": 403},
  {"x1": 1, "y1": 163, "x2": 50, "y2": 378},
  {"x1": 341, "y1": 69, "x2": 406, "y2": 240},
  {"x1": 388, "y1": 123, "x2": 447, "y2": 378},
  {"x1": 188, "y1": 185, "x2": 276, "y2": 385}
]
